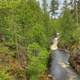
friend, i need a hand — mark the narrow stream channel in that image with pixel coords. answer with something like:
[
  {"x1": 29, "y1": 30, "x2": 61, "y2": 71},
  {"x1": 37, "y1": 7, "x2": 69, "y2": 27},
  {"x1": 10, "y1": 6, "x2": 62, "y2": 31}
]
[
  {"x1": 49, "y1": 50, "x2": 80, "y2": 80},
  {"x1": 49, "y1": 33, "x2": 80, "y2": 80}
]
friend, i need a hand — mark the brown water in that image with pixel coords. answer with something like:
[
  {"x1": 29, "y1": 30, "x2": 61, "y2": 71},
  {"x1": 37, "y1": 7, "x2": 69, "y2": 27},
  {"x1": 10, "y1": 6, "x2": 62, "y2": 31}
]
[{"x1": 49, "y1": 50, "x2": 80, "y2": 80}]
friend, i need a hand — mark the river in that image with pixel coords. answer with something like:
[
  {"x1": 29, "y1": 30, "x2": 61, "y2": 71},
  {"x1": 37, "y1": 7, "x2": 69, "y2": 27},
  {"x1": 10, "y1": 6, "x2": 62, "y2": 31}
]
[
  {"x1": 49, "y1": 50, "x2": 80, "y2": 80},
  {"x1": 49, "y1": 34, "x2": 80, "y2": 80}
]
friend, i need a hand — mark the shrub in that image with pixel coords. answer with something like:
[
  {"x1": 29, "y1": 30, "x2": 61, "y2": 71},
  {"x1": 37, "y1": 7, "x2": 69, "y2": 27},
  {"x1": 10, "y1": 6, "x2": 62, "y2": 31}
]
[{"x1": 27, "y1": 43, "x2": 48, "y2": 80}]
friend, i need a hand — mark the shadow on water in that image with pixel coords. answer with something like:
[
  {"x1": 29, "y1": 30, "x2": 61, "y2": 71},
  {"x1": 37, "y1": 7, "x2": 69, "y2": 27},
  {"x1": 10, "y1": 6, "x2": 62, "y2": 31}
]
[{"x1": 48, "y1": 49, "x2": 80, "y2": 80}]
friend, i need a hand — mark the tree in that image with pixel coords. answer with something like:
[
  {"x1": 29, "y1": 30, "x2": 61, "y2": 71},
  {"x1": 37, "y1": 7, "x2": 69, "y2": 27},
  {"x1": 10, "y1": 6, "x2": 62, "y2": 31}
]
[
  {"x1": 42, "y1": 0, "x2": 48, "y2": 13},
  {"x1": 50, "y1": 0, "x2": 59, "y2": 16},
  {"x1": 0, "y1": 0, "x2": 56, "y2": 80}
]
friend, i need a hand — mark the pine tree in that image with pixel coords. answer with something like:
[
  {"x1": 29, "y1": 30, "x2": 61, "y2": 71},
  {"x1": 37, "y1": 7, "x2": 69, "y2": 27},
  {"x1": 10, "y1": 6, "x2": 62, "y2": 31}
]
[
  {"x1": 50, "y1": 0, "x2": 59, "y2": 16},
  {"x1": 42, "y1": 0, "x2": 48, "y2": 13}
]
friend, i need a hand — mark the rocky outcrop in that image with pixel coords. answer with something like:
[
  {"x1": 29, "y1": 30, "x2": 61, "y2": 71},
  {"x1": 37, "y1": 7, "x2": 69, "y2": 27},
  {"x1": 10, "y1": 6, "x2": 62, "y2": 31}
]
[
  {"x1": 69, "y1": 44, "x2": 80, "y2": 74},
  {"x1": 58, "y1": 41, "x2": 80, "y2": 74},
  {"x1": 69, "y1": 54, "x2": 80, "y2": 73}
]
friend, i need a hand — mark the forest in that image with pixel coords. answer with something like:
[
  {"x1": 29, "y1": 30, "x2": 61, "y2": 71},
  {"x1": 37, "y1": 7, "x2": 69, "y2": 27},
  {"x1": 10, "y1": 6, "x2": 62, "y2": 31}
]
[{"x1": 0, "y1": 0, "x2": 80, "y2": 80}]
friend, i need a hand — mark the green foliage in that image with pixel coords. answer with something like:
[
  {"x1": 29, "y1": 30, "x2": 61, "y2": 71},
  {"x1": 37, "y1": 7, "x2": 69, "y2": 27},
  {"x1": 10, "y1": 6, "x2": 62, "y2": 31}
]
[
  {"x1": 72, "y1": 24, "x2": 80, "y2": 43},
  {"x1": 0, "y1": 0, "x2": 56, "y2": 80},
  {"x1": 0, "y1": 0, "x2": 21, "y2": 8},
  {"x1": 0, "y1": 69, "x2": 13, "y2": 80},
  {"x1": 26, "y1": 23, "x2": 48, "y2": 48},
  {"x1": 27, "y1": 43, "x2": 48, "y2": 80},
  {"x1": 1, "y1": 0, "x2": 80, "y2": 79},
  {"x1": 58, "y1": 7, "x2": 76, "y2": 47},
  {"x1": 55, "y1": 0, "x2": 80, "y2": 50}
]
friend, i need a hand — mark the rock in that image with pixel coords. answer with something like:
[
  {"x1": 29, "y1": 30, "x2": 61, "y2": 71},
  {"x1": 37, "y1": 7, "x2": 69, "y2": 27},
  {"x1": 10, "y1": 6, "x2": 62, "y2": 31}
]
[
  {"x1": 38, "y1": 73, "x2": 54, "y2": 80},
  {"x1": 48, "y1": 74, "x2": 55, "y2": 80},
  {"x1": 69, "y1": 49, "x2": 80, "y2": 73}
]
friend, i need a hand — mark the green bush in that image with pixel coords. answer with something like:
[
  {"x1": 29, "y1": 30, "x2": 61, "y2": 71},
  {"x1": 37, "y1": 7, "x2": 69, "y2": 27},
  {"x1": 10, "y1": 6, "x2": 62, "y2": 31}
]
[
  {"x1": 0, "y1": 70, "x2": 13, "y2": 80},
  {"x1": 27, "y1": 43, "x2": 48, "y2": 80}
]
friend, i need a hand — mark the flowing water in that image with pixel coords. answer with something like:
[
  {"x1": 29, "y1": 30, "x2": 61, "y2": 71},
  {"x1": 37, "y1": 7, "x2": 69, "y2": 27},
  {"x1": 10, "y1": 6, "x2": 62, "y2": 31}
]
[
  {"x1": 49, "y1": 35, "x2": 80, "y2": 80},
  {"x1": 49, "y1": 50, "x2": 80, "y2": 80}
]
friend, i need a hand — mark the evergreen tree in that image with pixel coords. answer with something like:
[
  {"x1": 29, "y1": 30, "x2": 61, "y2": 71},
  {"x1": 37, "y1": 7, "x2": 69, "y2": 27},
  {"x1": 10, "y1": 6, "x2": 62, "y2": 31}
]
[
  {"x1": 42, "y1": 0, "x2": 48, "y2": 13},
  {"x1": 50, "y1": 0, "x2": 59, "y2": 16}
]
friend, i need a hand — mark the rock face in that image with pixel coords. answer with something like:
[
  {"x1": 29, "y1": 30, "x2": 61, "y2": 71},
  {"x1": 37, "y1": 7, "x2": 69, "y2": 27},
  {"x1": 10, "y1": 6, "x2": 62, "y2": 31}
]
[{"x1": 69, "y1": 49, "x2": 80, "y2": 74}]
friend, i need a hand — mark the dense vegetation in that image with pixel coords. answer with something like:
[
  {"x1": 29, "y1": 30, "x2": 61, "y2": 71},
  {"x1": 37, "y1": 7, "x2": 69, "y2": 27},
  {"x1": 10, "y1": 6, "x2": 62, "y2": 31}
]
[
  {"x1": 0, "y1": 0, "x2": 80, "y2": 80},
  {"x1": 0, "y1": 0, "x2": 56, "y2": 80}
]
